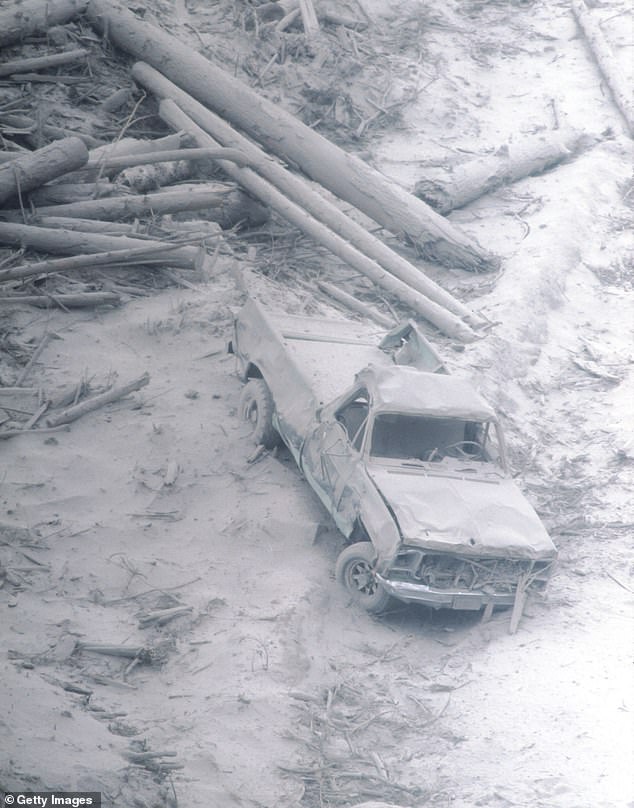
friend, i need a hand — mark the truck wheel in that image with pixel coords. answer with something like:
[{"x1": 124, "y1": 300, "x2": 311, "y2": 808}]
[
  {"x1": 239, "y1": 379, "x2": 280, "y2": 449},
  {"x1": 335, "y1": 542, "x2": 392, "y2": 614}
]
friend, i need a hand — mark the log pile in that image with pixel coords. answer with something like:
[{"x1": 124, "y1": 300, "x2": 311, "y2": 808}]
[
  {"x1": 0, "y1": 0, "x2": 612, "y2": 363},
  {"x1": 0, "y1": 0, "x2": 495, "y2": 348}
]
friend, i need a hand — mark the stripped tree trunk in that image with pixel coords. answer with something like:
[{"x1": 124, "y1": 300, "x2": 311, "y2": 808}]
[
  {"x1": 132, "y1": 63, "x2": 483, "y2": 327},
  {"x1": 0, "y1": 222, "x2": 200, "y2": 268},
  {"x1": 33, "y1": 216, "x2": 140, "y2": 234},
  {"x1": 27, "y1": 181, "x2": 114, "y2": 206},
  {"x1": 317, "y1": 281, "x2": 395, "y2": 328},
  {"x1": 0, "y1": 292, "x2": 120, "y2": 308},
  {"x1": 0, "y1": 138, "x2": 89, "y2": 205},
  {"x1": 160, "y1": 100, "x2": 477, "y2": 341},
  {"x1": 0, "y1": 49, "x2": 89, "y2": 78},
  {"x1": 415, "y1": 129, "x2": 597, "y2": 214},
  {"x1": 0, "y1": 243, "x2": 191, "y2": 283},
  {"x1": 6, "y1": 184, "x2": 269, "y2": 228},
  {"x1": 571, "y1": 0, "x2": 634, "y2": 136}
]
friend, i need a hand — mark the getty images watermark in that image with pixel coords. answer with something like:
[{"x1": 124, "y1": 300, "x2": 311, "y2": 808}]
[{"x1": 3, "y1": 794, "x2": 101, "y2": 807}]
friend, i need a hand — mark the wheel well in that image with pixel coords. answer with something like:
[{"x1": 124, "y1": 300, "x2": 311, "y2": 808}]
[
  {"x1": 245, "y1": 363, "x2": 263, "y2": 379},
  {"x1": 349, "y1": 519, "x2": 371, "y2": 543}
]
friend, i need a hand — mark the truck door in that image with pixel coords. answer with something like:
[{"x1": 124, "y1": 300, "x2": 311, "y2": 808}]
[{"x1": 300, "y1": 394, "x2": 369, "y2": 535}]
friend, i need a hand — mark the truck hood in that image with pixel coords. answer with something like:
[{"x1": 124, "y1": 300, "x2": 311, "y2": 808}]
[{"x1": 367, "y1": 465, "x2": 556, "y2": 560}]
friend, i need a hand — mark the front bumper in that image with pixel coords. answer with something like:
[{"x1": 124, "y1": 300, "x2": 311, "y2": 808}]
[{"x1": 376, "y1": 575, "x2": 517, "y2": 610}]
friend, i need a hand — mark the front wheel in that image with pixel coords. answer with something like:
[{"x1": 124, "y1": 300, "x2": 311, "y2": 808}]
[
  {"x1": 238, "y1": 379, "x2": 280, "y2": 449},
  {"x1": 335, "y1": 542, "x2": 392, "y2": 613}
]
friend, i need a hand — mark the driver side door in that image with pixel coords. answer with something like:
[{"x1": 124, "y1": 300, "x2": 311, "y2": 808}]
[{"x1": 300, "y1": 395, "x2": 369, "y2": 535}]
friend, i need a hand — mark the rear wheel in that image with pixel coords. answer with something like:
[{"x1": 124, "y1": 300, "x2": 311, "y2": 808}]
[
  {"x1": 238, "y1": 379, "x2": 280, "y2": 449},
  {"x1": 335, "y1": 542, "x2": 392, "y2": 613}
]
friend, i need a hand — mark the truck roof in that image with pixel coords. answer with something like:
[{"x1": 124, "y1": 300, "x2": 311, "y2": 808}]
[{"x1": 357, "y1": 365, "x2": 497, "y2": 420}]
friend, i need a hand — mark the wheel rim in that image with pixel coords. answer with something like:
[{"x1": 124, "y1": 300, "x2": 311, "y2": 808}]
[{"x1": 347, "y1": 558, "x2": 378, "y2": 596}]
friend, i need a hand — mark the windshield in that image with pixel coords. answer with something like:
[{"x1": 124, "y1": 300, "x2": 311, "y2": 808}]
[{"x1": 369, "y1": 413, "x2": 504, "y2": 466}]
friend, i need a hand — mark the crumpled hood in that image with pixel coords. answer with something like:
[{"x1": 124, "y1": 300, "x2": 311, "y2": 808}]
[{"x1": 368, "y1": 465, "x2": 556, "y2": 559}]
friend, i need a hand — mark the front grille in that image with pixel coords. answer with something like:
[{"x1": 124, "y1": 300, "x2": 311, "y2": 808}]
[{"x1": 392, "y1": 551, "x2": 553, "y2": 594}]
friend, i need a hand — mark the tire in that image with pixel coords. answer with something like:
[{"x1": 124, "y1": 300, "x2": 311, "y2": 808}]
[
  {"x1": 238, "y1": 379, "x2": 280, "y2": 449},
  {"x1": 335, "y1": 541, "x2": 393, "y2": 614}
]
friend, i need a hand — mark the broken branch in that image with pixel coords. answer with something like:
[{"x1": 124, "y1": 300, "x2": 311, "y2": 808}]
[
  {"x1": 0, "y1": 48, "x2": 89, "y2": 78},
  {"x1": 317, "y1": 281, "x2": 395, "y2": 328},
  {"x1": 46, "y1": 372, "x2": 150, "y2": 427}
]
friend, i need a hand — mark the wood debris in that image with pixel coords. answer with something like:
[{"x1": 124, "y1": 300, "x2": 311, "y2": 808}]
[{"x1": 0, "y1": 0, "x2": 504, "y2": 345}]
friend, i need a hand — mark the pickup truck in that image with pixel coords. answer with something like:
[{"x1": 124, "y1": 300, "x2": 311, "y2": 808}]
[{"x1": 229, "y1": 299, "x2": 557, "y2": 614}]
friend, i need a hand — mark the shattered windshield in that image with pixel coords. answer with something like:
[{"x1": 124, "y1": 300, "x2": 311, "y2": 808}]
[{"x1": 369, "y1": 413, "x2": 503, "y2": 466}]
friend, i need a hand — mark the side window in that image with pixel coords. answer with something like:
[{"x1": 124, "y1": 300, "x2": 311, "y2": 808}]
[{"x1": 336, "y1": 393, "x2": 369, "y2": 452}]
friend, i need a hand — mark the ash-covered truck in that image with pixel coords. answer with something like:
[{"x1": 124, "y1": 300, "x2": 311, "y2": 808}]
[{"x1": 229, "y1": 299, "x2": 556, "y2": 615}]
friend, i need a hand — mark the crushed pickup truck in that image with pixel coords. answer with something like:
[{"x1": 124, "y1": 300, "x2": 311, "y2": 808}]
[{"x1": 229, "y1": 299, "x2": 557, "y2": 616}]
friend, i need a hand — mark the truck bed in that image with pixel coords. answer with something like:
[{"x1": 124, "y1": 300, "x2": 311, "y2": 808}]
[
  {"x1": 233, "y1": 300, "x2": 447, "y2": 442},
  {"x1": 271, "y1": 312, "x2": 397, "y2": 406}
]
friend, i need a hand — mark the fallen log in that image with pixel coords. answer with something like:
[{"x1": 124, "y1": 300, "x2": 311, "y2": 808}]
[
  {"x1": 88, "y1": 146, "x2": 249, "y2": 172},
  {"x1": 571, "y1": 0, "x2": 634, "y2": 136},
  {"x1": 415, "y1": 128, "x2": 598, "y2": 214},
  {"x1": 0, "y1": 222, "x2": 200, "y2": 268},
  {"x1": 35, "y1": 216, "x2": 222, "y2": 241},
  {"x1": 317, "y1": 281, "x2": 395, "y2": 328},
  {"x1": 0, "y1": 0, "x2": 87, "y2": 47},
  {"x1": 0, "y1": 137, "x2": 89, "y2": 206},
  {"x1": 87, "y1": 0, "x2": 498, "y2": 270},
  {"x1": 160, "y1": 100, "x2": 477, "y2": 341},
  {"x1": 6, "y1": 184, "x2": 269, "y2": 229},
  {"x1": 0, "y1": 292, "x2": 120, "y2": 308},
  {"x1": 64, "y1": 134, "x2": 186, "y2": 182},
  {"x1": 0, "y1": 48, "x2": 89, "y2": 78},
  {"x1": 0, "y1": 242, "x2": 193, "y2": 283},
  {"x1": 34, "y1": 216, "x2": 139, "y2": 234},
  {"x1": 5, "y1": 72, "x2": 88, "y2": 84},
  {"x1": 0, "y1": 152, "x2": 28, "y2": 164},
  {"x1": 27, "y1": 180, "x2": 114, "y2": 206},
  {"x1": 0, "y1": 113, "x2": 101, "y2": 149},
  {"x1": 86, "y1": 134, "x2": 185, "y2": 168},
  {"x1": 133, "y1": 63, "x2": 482, "y2": 326},
  {"x1": 118, "y1": 161, "x2": 194, "y2": 193},
  {"x1": 47, "y1": 371, "x2": 150, "y2": 426}
]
